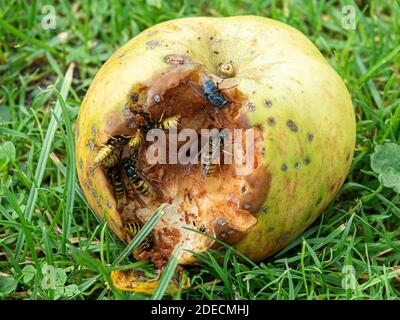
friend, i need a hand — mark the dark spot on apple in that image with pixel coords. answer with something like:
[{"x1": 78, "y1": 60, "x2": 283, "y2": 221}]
[
  {"x1": 89, "y1": 167, "x2": 95, "y2": 176},
  {"x1": 278, "y1": 233, "x2": 290, "y2": 243},
  {"x1": 88, "y1": 139, "x2": 95, "y2": 151},
  {"x1": 246, "y1": 102, "x2": 256, "y2": 112},
  {"x1": 228, "y1": 229, "x2": 235, "y2": 236},
  {"x1": 346, "y1": 153, "x2": 350, "y2": 161},
  {"x1": 267, "y1": 117, "x2": 276, "y2": 126},
  {"x1": 287, "y1": 120, "x2": 298, "y2": 132},
  {"x1": 199, "y1": 225, "x2": 206, "y2": 232},
  {"x1": 241, "y1": 185, "x2": 247, "y2": 193},
  {"x1": 261, "y1": 206, "x2": 268, "y2": 213},
  {"x1": 316, "y1": 197, "x2": 322, "y2": 206},
  {"x1": 220, "y1": 232, "x2": 227, "y2": 238},
  {"x1": 106, "y1": 201, "x2": 112, "y2": 208},
  {"x1": 295, "y1": 162, "x2": 301, "y2": 169},
  {"x1": 91, "y1": 124, "x2": 97, "y2": 136},
  {"x1": 79, "y1": 158, "x2": 83, "y2": 170},
  {"x1": 307, "y1": 132, "x2": 314, "y2": 141},
  {"x1": 261, "y1": 147, "x2": 266, "y2": 155},
  {"x1": 264, "y1": 99, "x2": 273, "y2": 108},
  {"x1": 266, "y1": 226, "x2": 274, "y2": 232},
  {"x1": 281, "y1": 163, "x2": 288, "y2": 171},
  {"x1": 304, "y1": 157, "x2": 311, "y2": 165},
  {"x1": 96, "y1": 200, "x2": 102, "y2": 209}
]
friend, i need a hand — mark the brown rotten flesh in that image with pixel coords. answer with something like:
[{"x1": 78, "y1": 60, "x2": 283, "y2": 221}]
[{"x1": 101, "y1": 67, "x2": 267, "y2": 267}]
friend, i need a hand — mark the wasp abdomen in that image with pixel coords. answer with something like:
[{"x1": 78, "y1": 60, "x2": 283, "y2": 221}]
[
  {"x1": 128, "y1": 130, "x2": 144, "y2": 149},
  {"x1": 157, "y1": 115, "x2": 182, "y2": 130}
]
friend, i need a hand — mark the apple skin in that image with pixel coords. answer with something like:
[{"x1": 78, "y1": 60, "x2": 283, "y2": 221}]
[{"x1": 76, "y1": 16, "x2": 355, "y2": 263}]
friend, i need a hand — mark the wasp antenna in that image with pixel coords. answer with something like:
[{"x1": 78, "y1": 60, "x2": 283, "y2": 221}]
[{"x1": 221, "y1": 84, "x2": 238, "y2": 91}]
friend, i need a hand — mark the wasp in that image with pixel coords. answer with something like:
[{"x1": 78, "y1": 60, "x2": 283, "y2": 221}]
[
  {"x1": 157, "y1": 114, "x2": 182, "y2": 130},
  {"x1": 94, "y1": 135, "x2": 130, "y2": 169},
  {"x1": 128, "y1": 110, "x2": 181, "y2": 149},
  {"x1": 121, "y1": 155, "x2": 164, "y2": 205},
  {"x1": 123, "y1": 219, "x2": 153, "y2": 252},
  {"x1": 156, "y1": 105, "x2": 182, "y2": 130},
  {"x1": 128, "y1": 130, "x2": 145, "y2": 149},
  {"x1": 127, "y1": 111, "x2": 153, "y2": 149},
  {"x1": 107, "y1": 166, "x2": 126, "y2": 210},
  {"x1": 201, "y1": 131, "x2": 226, "y2": 177}
]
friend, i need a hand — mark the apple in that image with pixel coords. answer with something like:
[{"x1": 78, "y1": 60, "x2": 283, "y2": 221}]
[{"x1": 76, "y1": 16, "x2": 355, "y2": 268}]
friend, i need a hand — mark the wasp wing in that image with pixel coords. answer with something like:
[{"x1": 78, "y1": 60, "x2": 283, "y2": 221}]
[
  {"x1": 188, "y1": 81, "x2": 207, "y2": 100},
  {"x1": 134, "y1": 167, "x2": 165, "y2": 199},
  {"x1": 127, "y1": 181, "x2": 147, "y2": 208},
  {"x1": 201, "y1": 135, "x2": 223, "y2": 177}
]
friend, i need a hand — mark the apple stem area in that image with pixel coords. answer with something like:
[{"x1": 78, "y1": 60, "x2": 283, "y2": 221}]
[{"x1": 103, "y1": 67, "x2": 266, "y2": 267}]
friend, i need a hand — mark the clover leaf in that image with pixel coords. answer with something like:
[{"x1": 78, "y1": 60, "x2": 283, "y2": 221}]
[{"x1": 371, "y1": 143, "x2": 400, "y2": 194}]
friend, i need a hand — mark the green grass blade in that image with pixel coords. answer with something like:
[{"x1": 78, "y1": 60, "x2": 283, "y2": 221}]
[
  {"x1": 54, "y1": 89, "x2": 76, "y2": 254},
  {"x1": 14, "y1": 64, "x2": 74, "y2": 260},
  {"x1": 152, "y1": 245, "x2": 182, "y2": 300},
  {"x1": 49, "y1": 152, "x2": 99, "y2": 222},
  {"x1": 356, "y1": 44, "x2": 400, "y2": 86},
  {"x1": 0, "y1": 18, "x2": 60, "y2": 57},
  {"x1": 112, "y1": 203, "x2": 168, "y2": 265}
]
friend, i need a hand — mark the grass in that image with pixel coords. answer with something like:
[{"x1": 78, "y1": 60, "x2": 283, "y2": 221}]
[{"x1": 0, "y1": 0, "x2": 399, "y2": 300}]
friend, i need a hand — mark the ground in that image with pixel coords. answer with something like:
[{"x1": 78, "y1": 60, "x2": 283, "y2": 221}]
[{"x1": 0, "y1": 0, "x2": 399, "y2": 300}]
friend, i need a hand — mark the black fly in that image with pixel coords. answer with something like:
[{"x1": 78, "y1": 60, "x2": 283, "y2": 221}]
[{"x1": 189, "y1": 76, "x2": 235, "y2": 109}]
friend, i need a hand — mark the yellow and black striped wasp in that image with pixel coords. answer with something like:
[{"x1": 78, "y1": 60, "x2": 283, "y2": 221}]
[
  {"x1": 107, "y1": 166, "x2": 126, "y2": 211},
  {"x1": 123, "y1": 218, "x2": 153, "y2": 253},
  {"x1": 120, "y1": 152, "x2": 164, "y2": 206},
  {"x1": 128, "y1": 109, "x2": 181, "y2": 150},
  {"x1": 201, "y1": 129, "x2": 229, "y2": 177},
  {"x1": 94, "y1": 135, "x2": 130, "y2": 169}
]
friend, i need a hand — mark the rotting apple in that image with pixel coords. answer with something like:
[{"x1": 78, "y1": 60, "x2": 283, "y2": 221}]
[{"x1": 76, "y1": 16, "x2": 355, "y2": 269}]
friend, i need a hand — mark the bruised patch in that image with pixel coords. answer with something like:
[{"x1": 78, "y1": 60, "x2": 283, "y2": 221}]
[
  {"x1": 164, "y1": 54, "x2": 196, "y2": 66},
  {"x1": 146, "y1": 40, "x2": 162, "y2": 50}
]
